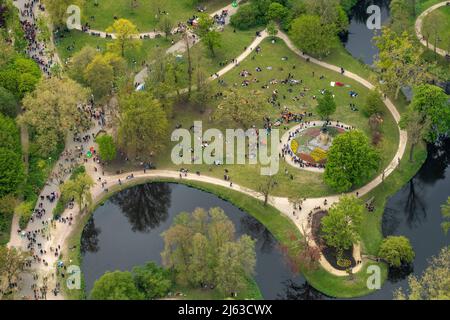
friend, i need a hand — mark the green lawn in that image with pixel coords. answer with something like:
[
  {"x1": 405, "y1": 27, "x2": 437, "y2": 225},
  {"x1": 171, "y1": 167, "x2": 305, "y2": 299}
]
[
  {"x1": 422, "y1": 4, "x2": 450, "y2": 54},
  {"x1": 82, "y1": 0, "x2": 230, "y2": 32},
  {"x1": 147, "y1": 38, "x2": 400, "y2": 199}
]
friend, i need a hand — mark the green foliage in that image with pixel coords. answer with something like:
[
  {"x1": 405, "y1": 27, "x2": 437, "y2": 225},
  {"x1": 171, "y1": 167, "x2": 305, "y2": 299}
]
[
  {"x1": 324, "y1": 130, "x2": 380, "y2": 192},
  {"x1": 132, "y1": 262, "x2": 173, "y2": 299},
  {"x1": 394, "y1": 246, "x2": 450, "y2": 300},
  {"x1": 0, "y1": 86, "x2": 18, "y2": 117},
  {"x1": 0, "y1": 147, "x2": 24, "y2": 197},
  {"x1": 374, "y1": 28, "x2": 427, "y2": 99},
  {"x1": 95, "y1": 134, "x2": 117, "y2": 162},
  {"x1": 214, "y1": 89, "x2": 268, "y2": 129},
  {"x1": 363, "y1": 91, "x2": 384, "y2": 117},
  {"x1": 60, "y1": 172, "x2": 94, "y2": 213},
  {"x1": 0, "y1": 113, "x2": 20, "y2": 153},
  {"x1": 230, "y1": 3, "x2": 265, "y2": 30},
  {"x1": 441, "y1": 197, "x2": 450, "y2": 235},
  {"x1": 20, "y1": 77, "x2": 91, "y2": 157},
  {"x1": 15, "y1": 200, "x2": 34, "y2": 230},
  {"x1": 316, "y1": 90, "x2": 337, "y2": 120},
  {"x1": 289, "y1": 15, "x2": 336, "y2": 57},
  {"x1": 378, "y1": 236, "x2": 415, "y2": 268},
  {"x1": 118, "y1": 91, "x2": 169, "y2": 159},
  {"x1": 161, "y1": 207, "x2": 256, "y2": 296},
  {"x1": 0, "y1": 57, "x2": 41, "y2": 100},
  {"x1": 321, "y1": 195, "x2": 364, "y2": 254},
  {"x1": 266, "y1": 2, "x2": 289, "y2": 25},
  {"x1": 411, "y1": 84, "x2": 450, "y2": 143},
  {"x1": 90, "y1": 271, "x2": 144, "y2": 300},
  {"x1": 106, "y1": 18, "x2": 141, "y2": 57}
]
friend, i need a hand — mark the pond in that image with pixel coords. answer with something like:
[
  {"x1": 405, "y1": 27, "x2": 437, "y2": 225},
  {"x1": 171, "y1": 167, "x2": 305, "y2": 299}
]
[
  {"x1": 363, "y1": 139, "x2": 450, "y2": 299},
  {"x1": 80, "y1": 182, "x2": 324, "y2": 300},
  {"x1": 342, "y1": 0, "x2": 391, "y2": 66}
]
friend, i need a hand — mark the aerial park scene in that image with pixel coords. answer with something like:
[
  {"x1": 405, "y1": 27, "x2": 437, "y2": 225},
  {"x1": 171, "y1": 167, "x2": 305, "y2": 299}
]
[{"x1": 0, "y1": 0, "x2": 449, "y2": 308}]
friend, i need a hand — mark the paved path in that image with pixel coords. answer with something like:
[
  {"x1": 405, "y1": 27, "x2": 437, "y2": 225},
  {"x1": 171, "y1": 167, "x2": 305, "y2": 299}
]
[
  {"x1": 73, "y1": 1, "x2": 241, "y2": 40},
  {"x1": 415, "y1": 1, "x2": 450, "y2": 57},
  {"x1": 8, "y1": 27, "x2": 409, "y2": 299}
]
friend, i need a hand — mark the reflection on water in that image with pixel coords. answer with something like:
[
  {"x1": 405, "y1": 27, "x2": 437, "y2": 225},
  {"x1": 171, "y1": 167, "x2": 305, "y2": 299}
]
[
  {"x1": 81, "y1": 183, "x2": 310, "y2": 299},
  {"x1": 343, "y1": 0, "x2": 391, "y2": 65}
]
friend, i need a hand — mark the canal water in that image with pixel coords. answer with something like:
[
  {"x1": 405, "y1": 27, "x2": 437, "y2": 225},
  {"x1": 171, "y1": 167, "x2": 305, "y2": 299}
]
[{"x1": 81, "y1": 0, "x2": 449, "y2": 300}]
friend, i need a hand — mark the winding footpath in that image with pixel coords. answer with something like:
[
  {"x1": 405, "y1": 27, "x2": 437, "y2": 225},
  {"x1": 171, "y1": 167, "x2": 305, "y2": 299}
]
[
  {"x1": 415, "y1": 1, "x2": 450, "y2": 57},
  {"x1": 8, "y1": 5, "x2": 408, "y2": 299}
]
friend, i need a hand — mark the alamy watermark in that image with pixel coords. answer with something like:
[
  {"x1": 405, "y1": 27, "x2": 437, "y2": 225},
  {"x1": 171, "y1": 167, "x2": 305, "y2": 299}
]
[{"x1": 171, "y1": 121, "x2": 279, "y2": 176}]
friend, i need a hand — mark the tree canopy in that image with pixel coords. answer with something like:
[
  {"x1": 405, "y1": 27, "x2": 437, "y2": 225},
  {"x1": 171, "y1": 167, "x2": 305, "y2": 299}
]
[
  {"x1": 117, "y1": 91, "x2": 169, "y2": 159},
  {"x1": 378, "y1": 236, "x2": 415, "y2": 268},
  {"x1": 19, "y1": 77, "x2": 91, "y2": 157},
  {"x1": 395, "y1": 246, "x2": 450, "y2": 300},
  {"x1": 161, "y1": 207, "x2": 256, "y2": 295}
]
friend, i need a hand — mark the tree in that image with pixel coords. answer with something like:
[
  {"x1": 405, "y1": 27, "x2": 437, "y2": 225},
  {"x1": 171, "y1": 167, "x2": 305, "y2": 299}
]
[
  {"x1": 390, "y1": 0, "x2": 417, "y2": 33},
  {"x1": 0, "y1": 147, "x2": 24, "y2": 197},
  {"x1": 42, "y1": 0, "x2": 84, "y2": 26},
  {"x1": 410, "y1": 84, "x2": 450, "y2": 143},
  {"x1": 95, "y1": 134, "x2": 117, "y2": 162},
  {"x1": 84, "y1": 54, "x2": 114, "y2": 102},
  {"x1": 321, "y1": 195, "x2": 364, "y2": 257},
  {"x1": 324, "y1": 130, "x2": 380, "y2": 192},
  {"x1": 161, "y1": 207, "x2": 256, "y2": 295},
  {"x1": 0, "y1": 87, "x2": 17, "y2": 117},
  {"x1": 304, "y1": 0, "x2": 348, "y2": 33},
  {"x1": 132, "y1": 262, "x2": 172, "y2": 299},
  {"x1": 400, "y1": 108, "x2": 426, "y2": 162},
  {"x1": 289, "y1": 15, "x2": 336, "y2": 57},
  {"x1": 90, "y1": 271, "x2": 144, "y2": 300},
  {"x1": 363, "y1": 91, "x2": 384, "y2": 117},
  {"x1": 266, "y1": 2, "x2": 289, "y2": 25},
  {"x1": 214, "y1": 89, "x2": 267, "y2": 129},
  {"x1": 202, "y1": 30, "x2": 222, "y2": 57},
  {"x1": 442, "y1": 197, "x2": 450, "y2": 235},
  {"x1": 196, "y1": 13, "x2": 222, "y2": 57},
  {"x1": 19, "y1": 77, "x2": 91, "y2": 157},
  {"x1": 258, "y1": 175, "x2": 278, "y2": 206},
  {"x1": 117, "y1": 91, "x2": 169, "y2": 159},
  {"x1": 394, "y1": 246, "x2": 450, "y2": 300},
  {"x1": 230, "y1": 3, "x2": 262, "y2": 30},
  {"x1": 374, "y1": 28, "x2": 428, "y2": 99},
  {"x1": 378, "y1": 236, "x2": 415, "y2": 268},
  {"x1": 0, "y1": 246, "x2": 28, "y2": 297},
  {"x1": 60, "y1": 172, "x2": 94, "y2": 214},
  {"x1": 316, "y1": 91, "x2": 336, "y2": 121},
  {"x1": 0, "y1": 114, "x2": 20, "y2": 153},
  {"x1": 67, "y1": 46, "x2": 98, "y2": 84},
  {"x1": 106, "y1": 19, "x2": 141, "y2": 57},
  {"x1": 267, "y1": 20, "x2": 278, "y2": 38}
]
